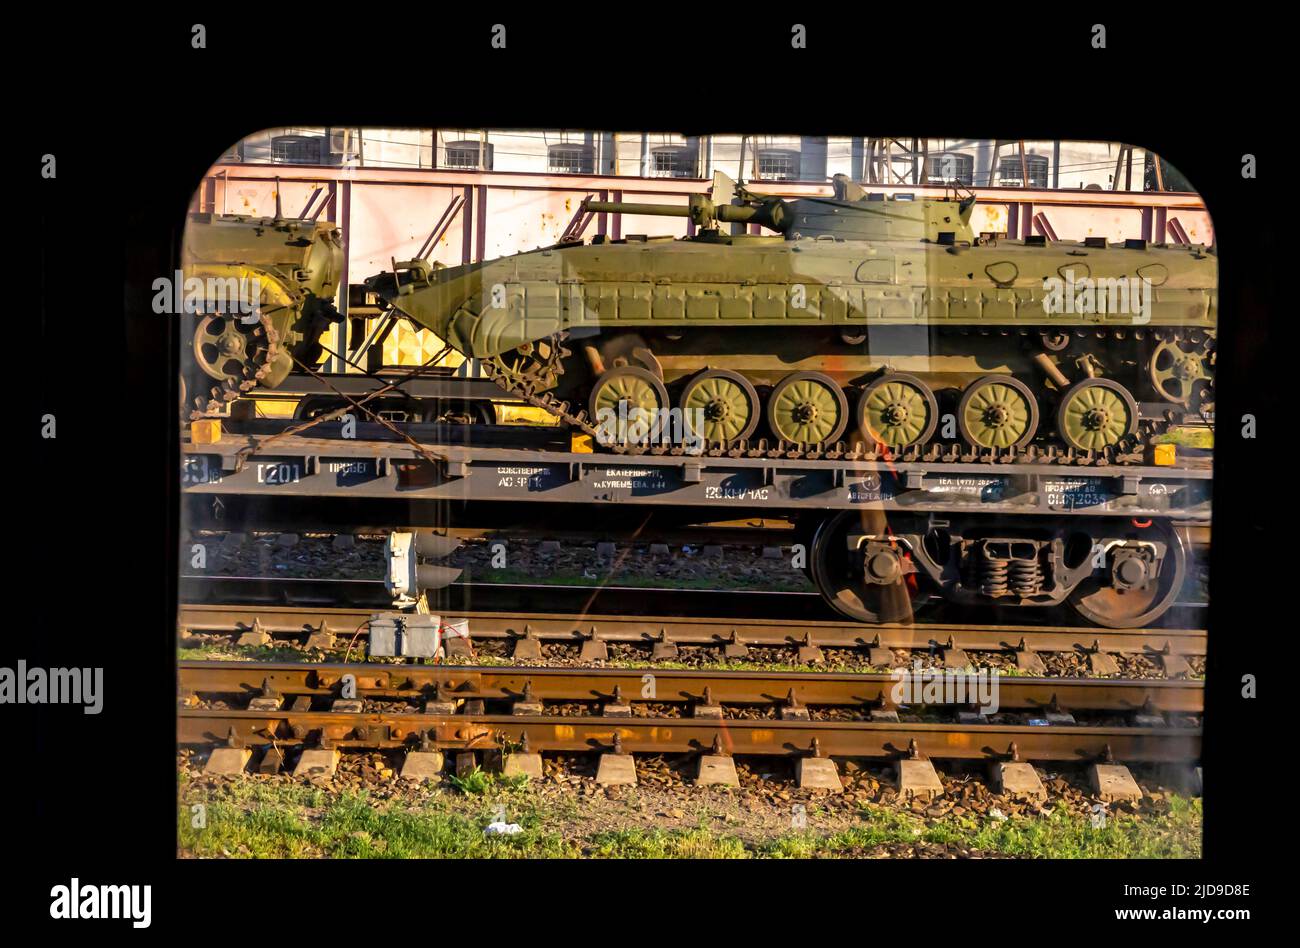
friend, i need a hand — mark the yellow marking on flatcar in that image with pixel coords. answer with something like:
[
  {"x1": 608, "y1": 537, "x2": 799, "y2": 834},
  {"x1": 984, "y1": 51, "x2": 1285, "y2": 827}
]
[{"x1": 190, "y1": 419, "x2": 222, "y2": 444}]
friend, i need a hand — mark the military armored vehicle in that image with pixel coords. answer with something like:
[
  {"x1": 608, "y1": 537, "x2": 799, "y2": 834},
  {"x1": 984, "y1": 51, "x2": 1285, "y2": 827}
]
[
  {"x1": 366, "y1": 172, "x2": 1215, "y2": 459},
  {"x1": 182, "y1": 212, "x2": 343, "y2": 416}
]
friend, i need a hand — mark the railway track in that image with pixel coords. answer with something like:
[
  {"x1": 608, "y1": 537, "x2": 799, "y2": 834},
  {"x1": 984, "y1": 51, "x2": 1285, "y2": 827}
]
[
  {"x1": 179, "y1": 661, "x2": 1201, "y2": 765},
  {"x1": 180, "y1": 661, "x2": 1205, "y2": 713},
  {"x1": 181, "y1": 709, "x2": 1197, "y2": 763},
  {"x1": 179, "y1": 600, "x2": 1206, "y2": 676}
]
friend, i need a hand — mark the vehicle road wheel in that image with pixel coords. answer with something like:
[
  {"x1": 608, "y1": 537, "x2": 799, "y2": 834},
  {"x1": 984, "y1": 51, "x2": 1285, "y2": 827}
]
[
  {"x1": 856, "y1": 373, "x2": 939, "y2": 450},
  {"x1": 957, "y1": 374, "x2": 1039, "y2": 449},
  {"x1": 1056, "y1": 378, "x2": 1138, "y2": 451},
  {"x1": 766, "y1": 371, "x2": 849, "y2": 446},
  {"x1": 678, "y1": 369, "x2": 760, "y2": 447}
]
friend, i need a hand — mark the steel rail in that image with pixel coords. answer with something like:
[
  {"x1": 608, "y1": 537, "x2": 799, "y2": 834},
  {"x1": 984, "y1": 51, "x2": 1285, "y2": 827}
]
[
  {"x1": 177, "y1": 708, "x2": 1200, "y2": 762},
  {"x1": 179, "y1": 603, "x2": 1208, "y2": 657},
  {"x1": 179, "y1": 661, "x2": 1204, "y2": 713}
]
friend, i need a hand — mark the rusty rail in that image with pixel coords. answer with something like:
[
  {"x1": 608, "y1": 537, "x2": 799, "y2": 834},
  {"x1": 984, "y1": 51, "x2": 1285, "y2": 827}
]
[
  {"x1": 178, "y1": 708, "x2": 1199, "y2": 762},
  {"x1": 179, "y1": 603, "x2": 1208, "y2": 658},
  {"x1": 179, "y1": 661, "x2": 1204, "y2": 713}
]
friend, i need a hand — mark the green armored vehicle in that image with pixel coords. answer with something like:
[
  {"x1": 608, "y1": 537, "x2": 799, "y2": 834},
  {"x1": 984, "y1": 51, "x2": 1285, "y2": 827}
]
[
  {"x1": 367, "y1": 172, "x2": 1216, "y2": 457},
  {"x1": 182, "y1": 212, "x2": 343, "y2": 416}
]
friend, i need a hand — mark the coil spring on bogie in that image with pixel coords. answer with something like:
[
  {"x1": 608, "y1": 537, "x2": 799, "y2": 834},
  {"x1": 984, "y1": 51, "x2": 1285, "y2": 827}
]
[
  {"x1": 966, "y1": 542, "x2": 1044, "y2": 598},
  {"x1": 978, "y1": 555, "x2": 1010, "y2": 597},
  {"x1": 1008, "y1": 558, "x2": 1043, "y2": 597}
]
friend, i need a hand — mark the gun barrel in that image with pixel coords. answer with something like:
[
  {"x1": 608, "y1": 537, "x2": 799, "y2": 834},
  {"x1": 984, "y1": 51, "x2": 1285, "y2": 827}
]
[
  {"x1": 583, "y1": 200, "x2": 691, "y2": 218},
  {"x1": 584, "y1": 197, "x2": 771, "y2": 230}
]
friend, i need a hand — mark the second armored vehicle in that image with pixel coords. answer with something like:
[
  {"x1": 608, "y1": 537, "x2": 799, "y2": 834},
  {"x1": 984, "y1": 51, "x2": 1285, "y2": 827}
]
[{"x1": 366, "y1": 172, "x2": 1216, "y2": 460}]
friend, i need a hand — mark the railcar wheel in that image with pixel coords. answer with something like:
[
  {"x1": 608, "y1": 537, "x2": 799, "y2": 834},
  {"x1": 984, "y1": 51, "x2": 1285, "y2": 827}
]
[
  {"x1": 856, "y1": 373, "x2": 938, "y2": 450},
  {"x1": 809, "y1": 510, "x2": 926, "y2": 624},
  {"x1": 1056, "y1": 379, "x2": 1138, "y2": 452},
  {"x1": 678, "y1": 369, "x2": 760, "y2": 447},
  {"x1": 1069, "y1": 520, "x2": 1187, "y2": 628},
  {"x1": 766, "y1": 371, "x2": 849, "y2": 446},
  {"x1": 588, "y1": 365, "x2": 669, "y2": 446},
  {"x1": 958, "y1": 375, "x2": 1039, "y2": 449}
]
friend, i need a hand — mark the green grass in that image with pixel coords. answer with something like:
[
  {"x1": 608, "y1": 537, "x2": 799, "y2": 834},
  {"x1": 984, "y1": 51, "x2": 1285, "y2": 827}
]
[
  {"x1": 180, "y1": 788, "x2": 576, "y2": 859},
  {"x1": 1151, "y1": 427, "x2": 1214, "y2": 449},
  {"x1": 761, "y1": 798, "x2": 1201, "y2": 858},
  {"x1": 180, "y1": 776, "x2": 1201, "y2": 859},
  {"x1": 178, "y1": 644, "x2": 322, "y2": 662},
  {"x1": 586, "y1": 827, "x2": 751, "y2": 858},
  {"x1": 447, "y1": 766, "x2": 493, "y2": 795}
]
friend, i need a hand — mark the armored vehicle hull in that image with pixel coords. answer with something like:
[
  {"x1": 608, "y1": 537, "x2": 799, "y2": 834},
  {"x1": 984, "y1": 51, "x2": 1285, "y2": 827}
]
[
  {"x1": 369, "y1": 174, "x2": 1215, "y2": 457},
  {"x1": 182, "y1": 213, "x2": 343, "y2": 416}
]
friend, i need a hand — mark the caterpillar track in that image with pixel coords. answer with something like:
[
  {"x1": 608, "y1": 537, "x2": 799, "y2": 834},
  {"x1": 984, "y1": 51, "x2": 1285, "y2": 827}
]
[{"x1": 481, "y1": 330, "x2": 1199, "y2": 466}]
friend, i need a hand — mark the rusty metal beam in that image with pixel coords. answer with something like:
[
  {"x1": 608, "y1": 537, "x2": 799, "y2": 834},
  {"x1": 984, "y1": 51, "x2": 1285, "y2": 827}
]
[
  {"x1": 1032, "y1": 211, "x2": 1059, "y2": 241},
  {"x1": 560, "y1": 195, "x2": 596, "y2": 243},
  {"x1": 414, "y1": 192, "x2": 466, "y2": 261},
  {"x1": 296, "y1": 187, "x2": 328, "y2": 221},
  {"x1": 460, "y1": 185, "x2": 473, "y2": 265},
  {"x1": 1168, "y1": 217, "x2": 1193, "y2": 245}
]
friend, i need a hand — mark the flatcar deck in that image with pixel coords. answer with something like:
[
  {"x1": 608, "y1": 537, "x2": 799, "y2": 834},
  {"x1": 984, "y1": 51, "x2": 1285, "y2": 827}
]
[{"x1": 182, "y1": 430, "x2": 1211, "y2": 519}]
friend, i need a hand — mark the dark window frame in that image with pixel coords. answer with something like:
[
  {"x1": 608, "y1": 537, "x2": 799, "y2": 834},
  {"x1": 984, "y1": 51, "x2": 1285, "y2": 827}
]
[
  {"x1": 271, "y1": 135, "x2": 324, "y2": 165},
  {"x1": 650, "y1": 145, "x2": 697, "y2": 178},
  {"x1": 756, "y1": 148, "x2": 800, "y2": 181},
  {"x1": 548, "y1": 144, "x2": 596, "y2": 174},
  {"x1": 996, "y1": 153, "x2": 1049, "y2": 188},
  {"x1": 927, "y1": 152, "x2": 974, "y2": 186},
  {"x1": 444, "y1": 139, "x2": 493, "y2": 170}
]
